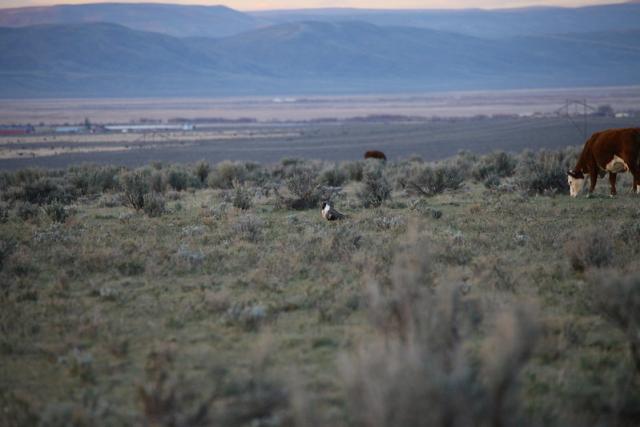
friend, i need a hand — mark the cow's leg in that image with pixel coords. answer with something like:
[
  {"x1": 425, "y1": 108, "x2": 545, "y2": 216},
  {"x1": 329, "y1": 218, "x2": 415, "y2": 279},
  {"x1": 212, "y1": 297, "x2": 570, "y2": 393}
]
[
  {"x1": 588, "y1": 170, "x2": 598, "y2": 196},
  {"x1": 609, "y1": 173, "x2": 617, "y2": 196},
  {"x1": 628, "y1": 163, "x2": 640, "y2": 194}
]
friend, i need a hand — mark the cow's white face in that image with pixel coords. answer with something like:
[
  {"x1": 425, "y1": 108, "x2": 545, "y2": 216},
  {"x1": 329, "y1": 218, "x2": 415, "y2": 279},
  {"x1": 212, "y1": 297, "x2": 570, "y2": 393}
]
[{"x1": 568, "y1": 175, "x2": 585, "y2": 197}]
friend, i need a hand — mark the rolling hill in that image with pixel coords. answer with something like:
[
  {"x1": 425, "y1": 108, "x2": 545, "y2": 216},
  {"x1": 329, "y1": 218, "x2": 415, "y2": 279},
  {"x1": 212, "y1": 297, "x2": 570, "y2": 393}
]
[
  {"x1": 1, "y1": 2, "x2": 639, "y2": 39},
  {"x1": 0, "y1": 3, "x2": 265, "y2": 38},
  {"x1": 1, "y1": 20, "x2": 640, "y2": 97},
  {"x1": 251, "y1": 2, "x2": 640, "y2": 38}
]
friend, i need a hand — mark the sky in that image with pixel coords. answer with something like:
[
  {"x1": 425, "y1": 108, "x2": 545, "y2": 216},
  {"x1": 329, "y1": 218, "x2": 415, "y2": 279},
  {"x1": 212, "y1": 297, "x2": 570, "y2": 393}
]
[{"x1": 0, "y1": 0, "x2": 630, "y2": 10}]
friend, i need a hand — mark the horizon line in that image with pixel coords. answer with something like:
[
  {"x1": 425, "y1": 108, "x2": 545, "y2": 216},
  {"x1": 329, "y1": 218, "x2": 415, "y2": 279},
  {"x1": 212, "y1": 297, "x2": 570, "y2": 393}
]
[{"x1": 0, "y1": 1, "x2": 632, "y2": 12}]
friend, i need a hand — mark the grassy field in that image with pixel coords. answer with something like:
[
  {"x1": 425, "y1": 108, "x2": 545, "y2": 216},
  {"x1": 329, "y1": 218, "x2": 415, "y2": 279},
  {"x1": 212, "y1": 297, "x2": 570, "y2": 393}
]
[{"x1": 1, "y1": 152, "x2": 640, "y2": 426}]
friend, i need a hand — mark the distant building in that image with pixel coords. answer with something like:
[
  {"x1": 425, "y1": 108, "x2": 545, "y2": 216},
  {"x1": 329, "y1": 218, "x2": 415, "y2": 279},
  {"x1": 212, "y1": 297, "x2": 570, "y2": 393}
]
[
  {"x1": 104, "y1": 124, "x2": 194, "y2": 133},
  {"x1": 0, "y1": 125, "x2": 34, "y2": 136},
  {"x1": 55, "y1": 126, "x2": 83, "y2": 133}
]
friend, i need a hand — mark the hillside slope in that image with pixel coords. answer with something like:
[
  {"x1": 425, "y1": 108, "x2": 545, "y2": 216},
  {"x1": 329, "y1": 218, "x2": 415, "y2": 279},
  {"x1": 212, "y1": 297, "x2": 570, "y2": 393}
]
[
  {"x1": 0, "y1": 3, "x2": 265, "y2": 38},
  {"x1": 1, "y1": 21, "x2": 639, "y2": 97}
]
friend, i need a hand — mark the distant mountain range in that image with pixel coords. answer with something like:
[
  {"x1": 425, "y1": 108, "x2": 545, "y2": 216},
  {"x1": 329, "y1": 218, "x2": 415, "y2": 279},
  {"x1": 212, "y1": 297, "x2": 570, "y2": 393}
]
[
  {"x1": 251, "y1": 3, "x2": 640, "y2": 38},
  {"x1": 1, "y1": 2, "x2": 640, "y2": 98},
  {"x1": 0, "y1": 3, "x2": 264, "y2": 38},
  {"x1": 2, "y1": 2, "x2": 639, "y2": 38}
]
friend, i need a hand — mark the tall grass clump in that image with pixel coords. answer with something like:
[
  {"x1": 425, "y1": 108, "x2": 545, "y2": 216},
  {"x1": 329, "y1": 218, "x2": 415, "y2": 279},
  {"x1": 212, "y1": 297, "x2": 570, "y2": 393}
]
[{"x1": 357, "y1": 163, "x2": 391, "y2": 208}]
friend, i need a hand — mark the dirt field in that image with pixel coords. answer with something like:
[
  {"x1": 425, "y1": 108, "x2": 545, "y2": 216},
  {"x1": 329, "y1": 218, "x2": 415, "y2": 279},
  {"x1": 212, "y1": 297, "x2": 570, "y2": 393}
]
[
  {"x1": 0, "y1": 116, "x2": 637, "y2": 171},
  {"x1": 1, "y1": 86, "x2": 639, "y2": 125}
]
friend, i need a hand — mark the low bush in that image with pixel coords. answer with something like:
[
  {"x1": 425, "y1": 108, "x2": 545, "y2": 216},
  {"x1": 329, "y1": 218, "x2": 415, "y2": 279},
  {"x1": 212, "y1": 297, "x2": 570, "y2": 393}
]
[
  {"x1": 404, "y1": 163, "x2": 464, "y2": 197},
  {"x1": 42, "y1": 201, "x2": 68, "y2": 223},
  {"x1": 165, "y1": 167, "x2": 195, "y2": 192},
  {"x1": 149, "y1": 170, "x2": 166, "y2": 193},
  {"x1": 319, "y1": 166, "x2": 348, "y2": 187},
  {"x1": 0, "y1": 203, "x2": 8, "y2": 223},
  {"x1": 588, "y1": 270, "x2": 640, "y2": 375},
  {"x1": 232, "y1": 182, "x2": 253, "y2": 210},
  {"x1": 341, "y1": 161, "x2": 364, "y2": 182},
  {"x1": 119, "y1": 169, "x2": 151, "y2": 211},
  {"x1": 5, "y1": 177, "x2": 74, "y2": 206},
  {"x1": 0, "y1": 237, "x2": 16, "y2": 271},
  {"x1": 194, "y1": 160, "x2": 210, "y2": 184},
  {"x1": 275, "y1": 165, "x2": 323, "y2": 210},
  {"x1": 231, "y1": 214, "x2": 264, "y2": 242},
  {"x1": 565, "y1": 227, "x2": 614, "y2": 272},
  {"x1": 357, "y1": 163, "x2": 391, "y2": 208},
  {"x1": 208, "y1": 161, "x2": 246, "y2": 189},
  {"x1": 67, "y1": 165, "x2": 120, "y2": 195},
  {"x1": 472, "y1": 151, "x2": 517, "y2": 182},
  {"x1": 143, "y1": 192, "x2": 166, "y2": 217},
  {"x1": 516, "y1": 149, "x2": 576, "y2": 194},
  {"x1": 340, "y1": 234, "x2": 538, "y2": 427},
  {"x1": 14, "y1": 201, "x2": 39, "y2": 221}
]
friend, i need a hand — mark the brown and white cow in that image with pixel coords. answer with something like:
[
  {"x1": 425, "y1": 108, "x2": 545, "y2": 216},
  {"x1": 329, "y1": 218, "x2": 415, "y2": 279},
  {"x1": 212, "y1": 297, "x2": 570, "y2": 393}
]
[
  {"x1": 364, "y1": 150, "x2": 387, "y2": 161},
  {"x1": 568, "y1": 128, "x2": 640, "y2": 197}
]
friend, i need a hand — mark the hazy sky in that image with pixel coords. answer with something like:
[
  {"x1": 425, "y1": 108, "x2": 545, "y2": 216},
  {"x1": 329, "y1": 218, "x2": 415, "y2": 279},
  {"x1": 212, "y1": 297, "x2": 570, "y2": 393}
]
[{"x1": 0, "y1": 0, "x2": 629, "y2": 10}]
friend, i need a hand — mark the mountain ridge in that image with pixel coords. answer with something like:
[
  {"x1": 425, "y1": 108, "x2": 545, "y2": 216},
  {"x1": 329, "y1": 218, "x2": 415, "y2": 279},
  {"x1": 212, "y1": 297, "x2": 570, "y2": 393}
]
[
  {"x1": 2, "y1": 20, "x2": 640, "y2": 98},
  {"x1": 1, "y1": 2, "x2": 639, "y2": 38}
]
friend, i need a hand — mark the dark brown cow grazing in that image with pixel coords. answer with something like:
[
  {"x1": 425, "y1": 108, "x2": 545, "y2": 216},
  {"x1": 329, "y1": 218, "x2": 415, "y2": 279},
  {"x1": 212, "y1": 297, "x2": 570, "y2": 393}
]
[
  {"x1": 364, "y1": 150, "x2": 387, "y2": 161},
  {"x1": 568, "y1": 128, "x2": 640, "y2": 197}
]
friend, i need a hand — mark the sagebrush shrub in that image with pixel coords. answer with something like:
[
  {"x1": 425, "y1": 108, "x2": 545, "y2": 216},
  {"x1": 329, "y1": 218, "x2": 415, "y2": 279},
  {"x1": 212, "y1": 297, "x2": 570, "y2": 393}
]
[
  {"x1": 516, "y1": 149, "x2": 575, "y2": 194},
  {"x1": 208, "y1": 161, "x2": 246, "y2": 189},
  {"x1": 565, "y1": 227, "x2": 614, "y2": 272},
  {"x1": 340, "y1": 233, "x2": 538, "y2": 427},
  {"x1": 319, "y1": 166, "x2": 348, "y2": 187},
  {"x1": 42, "y1": 201, "x2": 68, "y2": 223},
  {"x1": 120, "y1": 169, "x2": 150, "y2": 211},
  {"x1": 165, "y1": 168, "x2": 191, "y2": 192},
  {"x1": 15, "y1": 201, "x2": 39, "y2": 221},
  {"x1": 472, "y1": 151, "x2": 517, "y2": 182},
  {"x1": 232, "y1": 182, "x2": 253, "y2": 210},
  {"x1": 0, "y1": 203, "x2": 8, "y2": 223},
  {"x1": 142, "y1": 192, "x2": 166, "y2": 217},
  {"x1": 277, "y1": 165, "x2": 322, "y2": 210},
  {"x1": 357, "y1": 163, "x2": 391, "y2": 208},
  {"x1": 588, "y1": 270, "x2": 640, "y2": 374},
  {"x1": 9, "y1": 177, "x2": 74, "y2": 205},
  {"x1": 231, "y1": 214, "x2": 264, "y2": 242},
  {"x1": 67, "y1": 165, "x2": 120, "y2": 195},
  {"x1": 405, "y1": 163, "x2": 464, "y2": 196},
  {"x1": 194, "y1": 160, "x2": 210, "y2": 184},
  {"x1": 149, "y1": 170, "x2": 165, "y2": 193},
  {"x1": 0, "y1": 237, "x2": 17, "y2": 271},
  {"x1": 341, "y1": 161, "x2": 364, "y2": 182}
]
